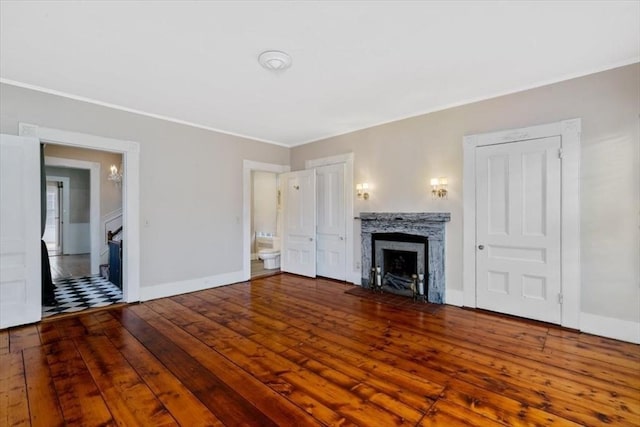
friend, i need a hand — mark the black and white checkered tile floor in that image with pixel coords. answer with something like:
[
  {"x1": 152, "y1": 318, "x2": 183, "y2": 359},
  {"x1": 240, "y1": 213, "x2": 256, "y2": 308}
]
[{"x1": 43, "y1": 275, "x2": 123, "y2": 318}]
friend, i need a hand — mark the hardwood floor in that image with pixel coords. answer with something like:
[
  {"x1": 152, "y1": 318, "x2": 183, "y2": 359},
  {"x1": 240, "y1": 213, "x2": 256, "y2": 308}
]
[
  {"x1": 48, "y1": 254, "x2": 91, "y2": 281},
  {"x1": 2, "y1": 273, "x2": 639, "y2": 426},
  {"x1": 251, "y1": 258, "x2": 280, "y2": 279}
]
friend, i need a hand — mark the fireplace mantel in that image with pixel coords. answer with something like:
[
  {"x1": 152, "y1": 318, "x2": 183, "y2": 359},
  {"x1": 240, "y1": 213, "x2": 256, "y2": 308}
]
[{"x1": 360, "y1": 212, "x2": 451, "y2": 303}]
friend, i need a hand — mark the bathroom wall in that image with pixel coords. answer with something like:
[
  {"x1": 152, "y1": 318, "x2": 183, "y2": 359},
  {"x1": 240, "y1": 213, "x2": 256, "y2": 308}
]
[{"x1": 251, "y1": 171, "x2": 278, "y2": 255}]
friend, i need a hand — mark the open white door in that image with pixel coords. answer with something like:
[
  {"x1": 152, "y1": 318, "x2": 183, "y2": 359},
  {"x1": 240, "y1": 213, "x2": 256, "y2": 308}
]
[
  {"x1": 1, "y1": 134, "x2": 42, "y2": 328},
  {"x1": 316, "y1": 163, "x2": 346, "y2": 281},
  {"x1": 281, "y1": 170, "x2": 316, "y2": 277}
]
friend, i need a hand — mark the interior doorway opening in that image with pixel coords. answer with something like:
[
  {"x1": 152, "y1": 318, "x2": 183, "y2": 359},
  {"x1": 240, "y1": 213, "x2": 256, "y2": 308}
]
[
  {"x1": 41, "y1": 145, "x2": 125, "y2": 318},
  {"x1": 44, "y1": 179, "x2": 63, "y2": 255},
  {"x1": 13, "y1": 123, "x2": 141, "y2": 326},
  {"x1": 242, "y1": 160, "x2": 290, "y2": 281},
  {"x1": 250, "y1": 170, "x2": 281, "y2": 279}
]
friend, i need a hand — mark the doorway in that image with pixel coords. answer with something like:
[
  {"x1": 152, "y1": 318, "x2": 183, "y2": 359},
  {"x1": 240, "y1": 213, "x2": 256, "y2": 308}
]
[
  {"x1": 44, "y1": 179, "x2": 63, "y2": 255},
  {"x1": 41, "y1": 146, "x2": 125, "y2": 318},
  {"x1": 242, "y1": 160, "x2": 290, "y2": 281},
  {"x1": 250, "y1": 170, "x2": 281, "y2": 279},
  {"x1": 4, "y1": 123, "x2": 140, "y2": 328},
  {"x1": 462, "y1": 119, "x2": 581, "y2": 329}
]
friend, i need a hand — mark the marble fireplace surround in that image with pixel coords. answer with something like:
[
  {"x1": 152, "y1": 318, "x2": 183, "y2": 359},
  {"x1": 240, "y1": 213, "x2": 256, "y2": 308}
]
[{"x1": 360, "y1": 212, "x2": 451, "y2": 303}]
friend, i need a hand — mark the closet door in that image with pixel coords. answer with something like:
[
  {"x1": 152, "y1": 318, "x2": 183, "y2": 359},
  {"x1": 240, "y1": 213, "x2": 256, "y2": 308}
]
[{"x1": 316, "y1": 163, "x2": 346, "y2": 281}]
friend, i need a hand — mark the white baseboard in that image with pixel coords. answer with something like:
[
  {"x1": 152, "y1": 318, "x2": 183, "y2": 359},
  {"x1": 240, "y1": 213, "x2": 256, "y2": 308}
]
[
  {"x1": 445, "y1": 288, "x2": 464, "y2": 306},
  {"x1": 139, "y1": 270, "x2": 245, "y2": 302},
  {"x1": 580, "y1": 312, "x2": 640, "y2": 344}
]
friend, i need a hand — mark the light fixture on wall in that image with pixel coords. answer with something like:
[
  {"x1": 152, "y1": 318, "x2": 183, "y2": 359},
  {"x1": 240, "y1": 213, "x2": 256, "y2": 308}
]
[
  {"x1": 430, "y1": 177, "x2": 448, "y2": 199},
  {"x1": 108, "y1": 164, "x2": 123, "y2": 187},
  {"x1": 258, "y1": 50, "x2": 292, "y2": 71},
  {"x1": 356, "y1": 183, "x2": 370, "y2": 200}
]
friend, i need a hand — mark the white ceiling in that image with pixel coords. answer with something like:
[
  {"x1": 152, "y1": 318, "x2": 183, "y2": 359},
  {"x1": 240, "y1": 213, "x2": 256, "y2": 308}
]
[{"x1": 1, "y1": 1, "x2": 638, "y2": 147}]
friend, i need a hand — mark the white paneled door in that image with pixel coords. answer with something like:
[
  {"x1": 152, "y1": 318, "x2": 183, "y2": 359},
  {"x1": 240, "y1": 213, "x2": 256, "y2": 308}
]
[
  {"x1": 281, "y1": 169, "x2": 316, "y2": 278},
  {"x1": 476, "y1": 136, "x2": 562, "y2": 324},
  {"x1": 316, "y1": 163, "x2": 346, "y2": 281},
  {"x1": 1, "y1": 134, "x2": 42, "y2": 329}
]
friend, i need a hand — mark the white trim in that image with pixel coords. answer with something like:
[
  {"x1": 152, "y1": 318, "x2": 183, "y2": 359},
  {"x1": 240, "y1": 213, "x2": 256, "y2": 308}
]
[
  {"x1": 305, "y1": 153, "x2": 356, "y2": 284},
  {"x1": 21, "y1": 123, "x2": 141, "y2": 303},
  {"x1": 287, "y1": 59, "x2": 637, "y2": 147},
  {"x1": 463, "y1": 119, "x2": 581, "y2": 329},
  {"x1": 580, "y1": 313, "x2": 640, "y2": 344},
  {"x1": 45, "y1": 156, "x2": 100, "y2": 273},
  {"x1": 5, "y1": 59, "x2": 637, "y2": 149},
  {"x1": 140, "y1": 270, "x2": 245, "y2": 301},
  {"x1": 445, "y1": 289, "x2": 464, "y2": 307},
  {"x1": 44, "y1": 175, "x2": 70, "y2": 255},
  {"x1": 102, "y1": 208, "x2": 123, "y2": 255},
  {"x1": 242, "y1": 160, "x2": 290, "y2": 281},
  {"x1": 5, "y1": 80, "x2": 288, "y2": 147}
]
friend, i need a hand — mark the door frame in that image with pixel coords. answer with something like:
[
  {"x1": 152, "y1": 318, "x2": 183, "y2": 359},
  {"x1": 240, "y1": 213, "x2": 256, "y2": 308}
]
[
  {"x1": 242, "y1": 160, "x2": 290, "y2": 281},
  {"x1": 462, "y1": 119, "x2": 581, "y2": 329},
  {"x1": 45, "y1": 157, "x2": 99, "y2": 269},
  {"x1": 19, "y1": 123, "x2": 141, "y2": 303},
  {"x1": 305, "y1": 153, "x2": 355, "y2": 283},
  {"x1": 44, "y1": 175, "x2": 70, "y2": 254}
]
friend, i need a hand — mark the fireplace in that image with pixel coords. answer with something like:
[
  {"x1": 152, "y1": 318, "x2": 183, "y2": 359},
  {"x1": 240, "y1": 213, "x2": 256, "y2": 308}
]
[
  {"x1": 360, "y1": 212, "x2": 450, "y2": 303},
  {"x1": 373, "y1": 233, "x2": 427, "y2": 297}
]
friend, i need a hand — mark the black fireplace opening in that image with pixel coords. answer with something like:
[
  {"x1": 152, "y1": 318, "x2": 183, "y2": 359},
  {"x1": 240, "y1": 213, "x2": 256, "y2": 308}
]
[
  {"x1": 382, "y1": 249, "x2": 418, "y2": 292},
  {"x1": 372, "y1": 233, "x2": 428, "y2": 296},
  {"x1": 383, "y1": 250, "x2": 417, "y2": 279}
]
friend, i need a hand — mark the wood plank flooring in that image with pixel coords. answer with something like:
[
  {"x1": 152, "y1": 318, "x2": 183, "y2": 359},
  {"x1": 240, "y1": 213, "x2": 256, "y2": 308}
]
[
  {"x1": 48, "y1": 254, "x2": 91, "y2": 281},
  {"x1": 2, "y1": 273, "x2": 639, "y2": 426}
]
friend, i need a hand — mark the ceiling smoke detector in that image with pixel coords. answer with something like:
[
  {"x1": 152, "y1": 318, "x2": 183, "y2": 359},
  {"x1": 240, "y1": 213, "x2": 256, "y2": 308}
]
[{"x1": 258, "y1": 50, "x2": 292, "y2": 71}]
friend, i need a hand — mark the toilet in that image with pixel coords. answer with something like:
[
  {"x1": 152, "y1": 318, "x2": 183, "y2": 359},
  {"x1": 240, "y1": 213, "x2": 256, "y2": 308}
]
[{"x1": 257, "y1": 235, "x2": 281, "y2": 270}]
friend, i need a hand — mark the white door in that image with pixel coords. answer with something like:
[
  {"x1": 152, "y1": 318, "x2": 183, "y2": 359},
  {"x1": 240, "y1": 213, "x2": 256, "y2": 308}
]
[
  {"x1": 316, "y1": 163, "x2": 346, "y2": 281},
  {"x1": 280, "y1": 170, "x2": 316, "y2": 278},
  {"x1": 476, "y1": 136, "x2": 562, "y2": 324},
  {"x1": 0, "y1": 134, "x2": 42, "y2": 328}
]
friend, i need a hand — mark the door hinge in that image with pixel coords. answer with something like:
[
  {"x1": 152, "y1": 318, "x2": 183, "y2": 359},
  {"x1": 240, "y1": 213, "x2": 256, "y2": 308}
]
[
  {"x1": 558, "y1": 148, "x2": 563, "y2": 159},
  {"x1": 558, "y1": 293, "x2": 563, "y2": 304}
]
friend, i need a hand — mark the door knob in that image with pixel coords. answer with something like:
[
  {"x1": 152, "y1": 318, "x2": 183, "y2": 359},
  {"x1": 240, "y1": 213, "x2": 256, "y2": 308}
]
[
  {"x1": 478, "y1": 245, "x2": 485, "y2": 250},
  {"x1": 309, "y1": 237, "x2": 313, "y2": 241},
  {"x1": 339, "y1": 236, "x2": 344, "y2": 240}
]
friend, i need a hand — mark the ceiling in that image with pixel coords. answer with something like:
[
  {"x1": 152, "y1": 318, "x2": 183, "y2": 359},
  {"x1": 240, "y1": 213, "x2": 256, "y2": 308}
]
[{"x1": 1, "y1": 1, "x2": 638, "y2": 147}]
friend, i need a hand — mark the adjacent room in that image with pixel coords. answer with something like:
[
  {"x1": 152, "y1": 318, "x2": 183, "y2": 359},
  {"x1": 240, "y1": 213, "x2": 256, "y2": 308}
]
[{"x1": 1, "y1": 1, "x2": 638, "y2": 426}]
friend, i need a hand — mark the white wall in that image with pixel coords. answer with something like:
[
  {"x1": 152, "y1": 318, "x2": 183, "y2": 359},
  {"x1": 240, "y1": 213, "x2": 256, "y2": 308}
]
[
  {"x1": 251, "y1": 171, "x2": 278, "y2": 255},
  {"x1": 45, "y1": 165, "x2": 90, "y2": 254},
  {"x1": 291, "y1": 63, "x2": 640, "y2": 327},
  {"x1": 0, "y1": 83, "x2": 290, "y2": 294},
  {"x1": 253, "y1": 171, "x2": 278, "y2": 234}
]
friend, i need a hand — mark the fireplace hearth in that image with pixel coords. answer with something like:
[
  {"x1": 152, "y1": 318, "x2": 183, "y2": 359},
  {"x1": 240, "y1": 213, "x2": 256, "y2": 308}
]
[{"x1": 360, "y1": 212, "x2": 450, "y2": 303}]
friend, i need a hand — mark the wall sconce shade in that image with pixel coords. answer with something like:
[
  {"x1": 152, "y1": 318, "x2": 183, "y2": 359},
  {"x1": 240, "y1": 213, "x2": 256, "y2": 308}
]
[
  {"x1": 431, "y1": 177, "x2": 448, "y2": 199},
  {"x1": 356, "y1": 183, "x2": 370, "y2": 200},
  {"x1": 108, "y1": 164, "x2": 123, "y2": 186}
]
